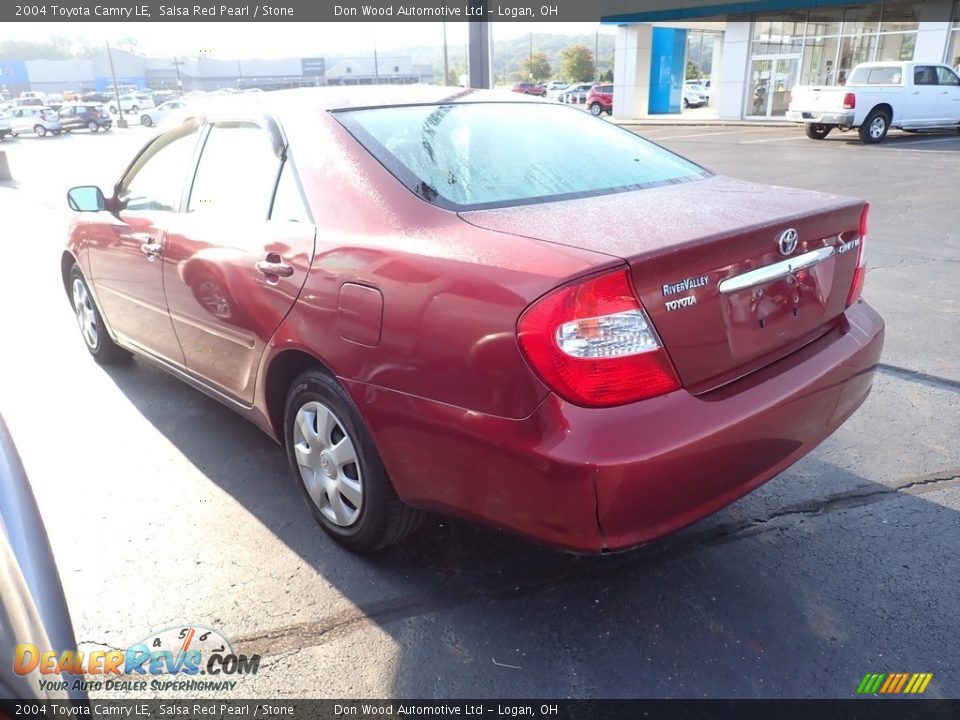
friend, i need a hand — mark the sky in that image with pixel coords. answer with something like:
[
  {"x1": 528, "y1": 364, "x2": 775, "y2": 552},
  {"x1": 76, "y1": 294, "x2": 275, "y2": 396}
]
[{"x1": 15, "y1": 22, "x2": 615, "y2": 58}]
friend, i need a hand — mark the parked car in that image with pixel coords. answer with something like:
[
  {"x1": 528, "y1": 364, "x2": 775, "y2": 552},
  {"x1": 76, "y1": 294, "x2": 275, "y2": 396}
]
[
  {"x1": 0, "y1": 413, "x2": 86, "y2": 702},
  {"x1": 58, "y1": 103, "x2": 112, "y2": 133},
  {"x1": 683, "y1": 85, "x2": 708, "y2": 109},
  {"x1": 512, "y1": 82, "x2": 547, "y2": 97},
  {"x1": 61, "y1": 87, "x2": 883, "y2": 554},
  {"x1": 586, "y1": 84, "x2": 614, "y2": 115},
  {"x1": 0, "y1": 112, "x2": 11, "y2": 141},
  {"x1": 787, "y1": 61, "x2": 960, "y2": 143},
  {"x1": 108, "y1": 93, "x2": 155, "y2": 114},
  {"x1": 558, "y1": 83, "x2": 593, "y2": 104},
  {"x1": 139, "y1": 99, "x2": 189, "y2": 127},
  {"x1": 82, "y1": 92, "x2": 112, "y2": 104},
  {"x1": 546, "y1": 81, "x2": 568, "y2": 91},
  {"x1": 7, "y1": 106, "x2": 62, "y2": 137}
]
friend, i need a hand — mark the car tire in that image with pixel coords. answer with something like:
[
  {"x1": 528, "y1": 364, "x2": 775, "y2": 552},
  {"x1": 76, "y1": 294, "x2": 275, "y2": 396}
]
[
  {"x1": 284, "y1": 369, "x2": 423, "y2": 553},
  {"x1": 68, "y1": 264, "x2": 130, "y2": 364},
  {"x1": 131, "y1": 105, "x2": 139, "y2": 113},
  {"x1": 34, "y1": 124, "x2": 47, "y2": 137},
  {"x1": 109, "y1": 106, "x2": 117, "y2": 114},
  {"x1": 52, "y1": 130, "x2": 62, "y2": 135},
  {"x1": 683, "y1": 98, "x2": 690, "y2": 109},
  {"x1": 589, "y1": 102, "x2": 603, "y2": 116},
  {"x1": 88, "y1": 120, "x2": 99, "y2": 132},
  {"x1": 141, "y1": 115, "x2": 153, "y2": 127},
  {"x1": 858, "y1": 108, "x2": 890, "y2": 144},
  {"x1": 804, "y1": 123, "x2": 832, "y2": 140}
]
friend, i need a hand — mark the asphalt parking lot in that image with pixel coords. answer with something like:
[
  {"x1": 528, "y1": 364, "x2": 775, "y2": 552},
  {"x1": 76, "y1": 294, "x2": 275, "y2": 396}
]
[{"x1": 0, "y1": 118, "x2": 957, "y2": 699}]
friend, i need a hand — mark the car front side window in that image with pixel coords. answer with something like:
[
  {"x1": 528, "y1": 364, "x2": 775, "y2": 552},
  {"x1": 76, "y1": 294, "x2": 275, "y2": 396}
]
[
  {"x1": 118, "y1": 123, "x2": 201, "y2": 213},
  {"x1": 936, "y1": 67, "x2": 960, "y2": 86}
]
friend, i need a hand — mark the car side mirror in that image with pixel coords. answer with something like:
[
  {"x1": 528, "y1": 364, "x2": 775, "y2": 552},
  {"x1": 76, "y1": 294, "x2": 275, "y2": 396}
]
[{"x1": 67, "y1": 186, "x2": 106, "y2": 212}]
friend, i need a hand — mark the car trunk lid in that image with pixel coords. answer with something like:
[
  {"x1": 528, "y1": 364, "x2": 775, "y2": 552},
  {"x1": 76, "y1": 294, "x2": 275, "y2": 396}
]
[{"x1": 459, "y1": 175, "x2": 865, "y2": 394}]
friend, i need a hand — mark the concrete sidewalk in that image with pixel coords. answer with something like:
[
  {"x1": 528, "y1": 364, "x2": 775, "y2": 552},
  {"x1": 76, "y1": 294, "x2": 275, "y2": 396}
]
[{"x1": 613, "y1": 116, "x2": 792, "y2": 128}]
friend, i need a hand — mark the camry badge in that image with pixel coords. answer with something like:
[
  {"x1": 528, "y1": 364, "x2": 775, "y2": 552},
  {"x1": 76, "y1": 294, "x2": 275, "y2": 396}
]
[{"x1": 778, "y1": 228, "x2": 799, "y2": 256}]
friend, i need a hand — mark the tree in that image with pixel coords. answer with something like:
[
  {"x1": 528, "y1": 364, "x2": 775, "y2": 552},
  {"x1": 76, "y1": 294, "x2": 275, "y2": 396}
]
[
  {"x1": 560, "y1": 44, "x2": 595, "y2": 83},
  {"x1": 521, "y1": 51, "x2": 551, "y2": 82},
  {"x1": 686, "y1": 61, "x2": 701, "y2": 81},
  {"x1": 600, "y1": 69, "x2": 613, "y2": 82}
]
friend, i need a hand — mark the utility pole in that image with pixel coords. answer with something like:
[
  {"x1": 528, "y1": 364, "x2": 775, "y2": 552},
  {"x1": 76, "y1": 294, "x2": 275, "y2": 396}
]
[
  {"x1": 172, "y1": 57, "x2": 184, "y2": 94},
  {"x1": 442, "y1": 21, "x2": 450, "y2": 86},
  {"x1": 595, "y1": 31, "x2": 599, "y2": 81},
  {"x1": 372, "y1": 23, "x2": 380, "y2": 83},
  {"x1": 106, "y1": 41, "x2": 127, "y2": 128},
  {"x1": 529, "y1": 32, "x2": 533, "y2": 80}
]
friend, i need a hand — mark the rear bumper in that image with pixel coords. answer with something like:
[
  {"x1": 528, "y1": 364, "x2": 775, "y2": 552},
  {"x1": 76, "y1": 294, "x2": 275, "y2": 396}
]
[
  {"x1": 347, "y1": 301, "x2": 884, "y2": 553},
  {"x1": 786, "y1": 110, "x2": 855, "y2": 125}
]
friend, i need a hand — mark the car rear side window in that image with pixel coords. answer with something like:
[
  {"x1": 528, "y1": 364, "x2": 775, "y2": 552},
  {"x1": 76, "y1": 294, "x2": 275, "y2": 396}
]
[
  {"x1": 270, "y1": 159, "x2": 311, "y2": 223},
  {"x1": 336, "y1": 102, "x2": 708, "y2": 210},
  {"x1": 187, "y1": 121, "x2": 281, "y2": 219},
  {"x1": 848, "y1": 66, "x2": 902, "y2": 84}
]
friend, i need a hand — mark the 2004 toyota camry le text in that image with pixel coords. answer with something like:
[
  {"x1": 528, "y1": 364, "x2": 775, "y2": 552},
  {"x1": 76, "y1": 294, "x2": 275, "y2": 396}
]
[{"x1": 61, "y1": 87, "x2": 884, "y2": 553}]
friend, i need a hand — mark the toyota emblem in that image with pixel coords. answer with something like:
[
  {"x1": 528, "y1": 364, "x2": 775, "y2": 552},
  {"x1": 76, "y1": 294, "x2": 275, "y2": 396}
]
[{"x1": 778, "y1": 228, "x2": 799, "y2": 256}]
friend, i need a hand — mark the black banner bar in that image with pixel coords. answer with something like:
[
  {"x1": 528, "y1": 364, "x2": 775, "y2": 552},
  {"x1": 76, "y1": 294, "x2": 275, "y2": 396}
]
[
  {"x1": 2, "y1": 699, "x2": 959, "y2": 720},
  {"x1": 3, "y1": 0, "x2": 955, "y2": 23}
]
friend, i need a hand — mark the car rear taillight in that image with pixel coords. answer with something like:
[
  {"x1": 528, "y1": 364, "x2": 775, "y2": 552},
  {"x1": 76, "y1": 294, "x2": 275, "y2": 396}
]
[
  {"x1": 518, "y1": 270, "x2": 681, "y2": 407},
  {"x1": 843, "y1": 92, "x2": 856, "y2": 110},
  {"x1": 846, "y1": 203, "x2": 868, "y2": 307}
]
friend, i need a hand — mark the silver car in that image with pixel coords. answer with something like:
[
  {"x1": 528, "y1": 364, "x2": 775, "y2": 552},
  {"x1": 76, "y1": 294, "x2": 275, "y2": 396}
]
[
  {"x1": 8, "y1": 106, "x2": 63, "y2": 137},
  {"x1": 557, "y1": 83, "x2": 594, "y2": 105}
]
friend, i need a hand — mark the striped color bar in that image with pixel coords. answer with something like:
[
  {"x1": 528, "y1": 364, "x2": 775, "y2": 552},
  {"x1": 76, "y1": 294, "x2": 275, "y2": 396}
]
[{"x1": 857, "y1": 672, "x2": 933, "y2": 694}]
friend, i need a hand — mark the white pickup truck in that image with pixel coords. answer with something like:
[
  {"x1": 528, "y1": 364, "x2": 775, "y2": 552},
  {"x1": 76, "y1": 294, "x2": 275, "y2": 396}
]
[{"x1": 787, "y1": 61, "x2": 960, "y2": 143}]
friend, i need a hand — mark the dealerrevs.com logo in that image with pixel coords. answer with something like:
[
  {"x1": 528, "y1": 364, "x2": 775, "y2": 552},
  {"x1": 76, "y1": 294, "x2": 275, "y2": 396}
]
[{"x1": 14, "y1": 625, "x2": 260, "y2": 693}]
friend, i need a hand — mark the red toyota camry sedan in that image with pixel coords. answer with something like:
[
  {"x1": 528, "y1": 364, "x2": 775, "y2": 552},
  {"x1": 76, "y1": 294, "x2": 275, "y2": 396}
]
[{"x1": 61, "y1": 87, "x2": 883, "y2": 553}]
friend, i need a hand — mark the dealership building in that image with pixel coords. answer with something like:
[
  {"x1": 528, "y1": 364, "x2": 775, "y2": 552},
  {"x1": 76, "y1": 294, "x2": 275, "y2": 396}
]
[
  {"x1": 604, "y1": 0, "x2": 960, "y2": 119},
  {"x1": 0, "y1": 51, "x2": 433, "y2": 97}
]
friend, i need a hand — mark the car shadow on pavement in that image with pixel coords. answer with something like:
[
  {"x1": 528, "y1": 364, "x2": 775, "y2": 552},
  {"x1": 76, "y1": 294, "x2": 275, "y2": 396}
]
[{"x1": 100, "y1": 357, "x2": 959, "y2": 698}]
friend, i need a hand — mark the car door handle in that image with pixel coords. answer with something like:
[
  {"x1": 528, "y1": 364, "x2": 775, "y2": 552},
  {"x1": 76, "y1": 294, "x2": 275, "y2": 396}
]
[
  {"x1": 140, "y1": 240, "x2": 162, "y2": 259},
  {"x1": 256, "y1": 255, "x2": 294, "y2": 278}
]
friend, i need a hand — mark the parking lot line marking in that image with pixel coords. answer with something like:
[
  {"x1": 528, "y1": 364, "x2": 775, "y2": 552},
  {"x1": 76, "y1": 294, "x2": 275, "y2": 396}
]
[
  {"x1": 739, "y1": 134, "x2": 808, "y2": 144},
  {"x1": 649, "y1": 129, "x2": 760, "y2": 139},
  {"x1": 887, "y1": 136, "x2": 960, "y2": 147}
]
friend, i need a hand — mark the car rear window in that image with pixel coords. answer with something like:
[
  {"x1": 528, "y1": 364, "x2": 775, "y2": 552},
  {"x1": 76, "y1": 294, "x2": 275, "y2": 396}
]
[
  {"x1": 336, "y1": 102, "x2": 709, "y2": 210},
  {"x1": 848, "y1": 66, "x2": 903, "y2": 85}
]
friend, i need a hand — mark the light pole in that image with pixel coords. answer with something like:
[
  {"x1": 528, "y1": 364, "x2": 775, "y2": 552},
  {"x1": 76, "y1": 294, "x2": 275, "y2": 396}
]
[
  {"x1": 106, "y1": 41, "x2": 127, "y2": 128},
  {"x1": 442, "y1": 21, "x2": 449, "y2": 86},
  {"x1": 595, "y1": 31, "x2": 599, "y2": 81},
  {"x1": 529, "y1": 32, "x2": 533, "y2": 80}
]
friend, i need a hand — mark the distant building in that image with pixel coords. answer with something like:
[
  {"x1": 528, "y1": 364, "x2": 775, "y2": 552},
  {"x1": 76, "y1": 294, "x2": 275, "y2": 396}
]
[
  {"x1": 325, "y1": 56, "x2": 432, "y2": 85},
  {"x1": 0, "y1": 52, "x2": 431, "y2": 95}
]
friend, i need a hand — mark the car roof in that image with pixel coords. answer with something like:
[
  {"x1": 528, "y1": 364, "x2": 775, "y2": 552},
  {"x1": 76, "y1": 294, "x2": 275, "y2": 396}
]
[{"x1": 187, "y1": 85, "x2": 549, "y2": 115}]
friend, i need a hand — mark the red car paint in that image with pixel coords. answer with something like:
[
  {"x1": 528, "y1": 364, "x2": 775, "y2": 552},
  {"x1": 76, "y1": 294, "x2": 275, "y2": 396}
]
[
  {"x1": 62, "y1": 87, "x2": 884, "y2": 552},
  {"x1": 586, "y1": 84, "x2": 613, "y2": 115}
]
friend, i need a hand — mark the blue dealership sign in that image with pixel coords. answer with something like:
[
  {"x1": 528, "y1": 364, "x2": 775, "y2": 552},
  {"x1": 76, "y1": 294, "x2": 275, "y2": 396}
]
[{"x1": 0, "y1": 60, "x2": 29, "y2": 85}]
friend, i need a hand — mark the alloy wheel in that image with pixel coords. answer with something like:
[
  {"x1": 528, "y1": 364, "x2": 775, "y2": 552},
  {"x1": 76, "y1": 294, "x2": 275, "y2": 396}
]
[
  {"x1": 870, "y1": 116, "x2": 886, "y2": 139},
  {"x1": 72, "y1": 278, "x2": 99, "y2": 350}
]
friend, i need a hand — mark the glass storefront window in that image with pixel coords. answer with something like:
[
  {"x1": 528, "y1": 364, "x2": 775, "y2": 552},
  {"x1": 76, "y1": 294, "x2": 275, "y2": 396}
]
[
  {"x1": 877, "y1": 32, "x2": 916, "y2": 61},
  {"x1": 878, "y1": 0, "x2": 921, "y2": 33},
  {"x1": 837, "y1": 33, "x2": 878, "y2": 84},
  {"x1": 948, "y1": 31, "x2": 960, "y2": 69},
  {"x1": 805, "y1": 9, "x2": 843, "y2": 38},
  {"x1": 801, "y1": 35, "x2": 841, "y2": 85},
  {"x1": 842, "y1": 5, "x2": 883, "y2": 35}
]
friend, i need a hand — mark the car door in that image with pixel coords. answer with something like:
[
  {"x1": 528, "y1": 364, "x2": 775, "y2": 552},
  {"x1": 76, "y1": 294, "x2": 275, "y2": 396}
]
[
  {"x1": 85, "y1": 122, "x2": 203, "y2": 365},
  {"x1": 161, "y1": 119, "x2": 315, "y2": 403},
  {"x1": 904, "y1": 65, "x2": 942, "y2": 125},
  {"x1": 935, "y1": 66, "x2": 960, "y2": 123},
  {"x1": 58, "y1": 106, "x2": 77, "y2": 130}
]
